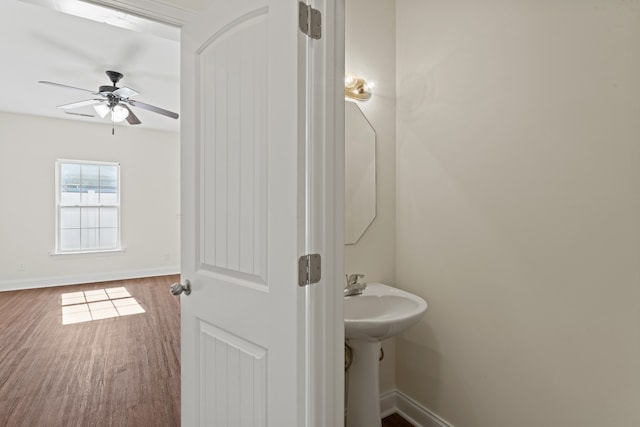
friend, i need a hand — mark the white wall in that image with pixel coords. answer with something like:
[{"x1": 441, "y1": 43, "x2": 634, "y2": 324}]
[
  {"x1": 0, "y1": 112, "x2": 180, "y2": 290},
  {"x1": 396, "y1": 0, "x2": 640, "y2": 426},
  {"x1": 345, "y1": 0, "x2": 397, "y2": 393}
]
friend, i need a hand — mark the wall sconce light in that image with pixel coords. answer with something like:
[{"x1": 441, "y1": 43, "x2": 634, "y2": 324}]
[{"x1": 345, "y1": 73, "x2": 372, "y2": 101}]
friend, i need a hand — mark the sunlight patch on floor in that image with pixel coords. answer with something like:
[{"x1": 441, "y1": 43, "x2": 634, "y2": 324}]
[{"x1": 61, "y1": 287, "x2": 145, "y2": 325}]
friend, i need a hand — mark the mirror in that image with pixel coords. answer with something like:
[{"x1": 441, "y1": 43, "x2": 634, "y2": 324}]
[{"x1": 345, "y1": 101, "x2": 376, "y2": 245}]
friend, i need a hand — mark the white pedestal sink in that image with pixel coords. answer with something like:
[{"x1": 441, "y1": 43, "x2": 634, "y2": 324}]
[{"x1": 345, "y1": 283, "x2": 427, "y2": 427}]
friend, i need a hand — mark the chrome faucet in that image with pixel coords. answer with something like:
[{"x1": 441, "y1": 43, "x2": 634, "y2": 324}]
[{"x1": 344, "y1": 273, "x2": 367, "y2": 297}]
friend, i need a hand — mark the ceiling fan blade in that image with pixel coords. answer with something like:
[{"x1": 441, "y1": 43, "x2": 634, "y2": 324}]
[
  {"x1": 128, "y1": 100, "x2": 179, "y2": 119},
  {"x1": 57, "y1": 99, "x2": 105, "y2": 110},
  {"x1": 113, "y1": 86, "x2": 139, "y2": 99},
  {"x1": 65, "y1": 112, "x2": 95, "y2": 118},
  {"x1": 39, "y1": 81, "x2": 99, "y2": 95},
  {"x1": 122, "y1": 105, "x2": 141, "y2": 125}
]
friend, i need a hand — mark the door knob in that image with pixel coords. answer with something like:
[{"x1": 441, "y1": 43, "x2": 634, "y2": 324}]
[{"x1": 170, "y1": 279, "x2": 191, "y2": 296}]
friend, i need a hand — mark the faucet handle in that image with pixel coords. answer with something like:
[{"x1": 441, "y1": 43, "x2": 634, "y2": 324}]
[{"x1": 346, "y1": 273, "x2": 365, "y2": 286}]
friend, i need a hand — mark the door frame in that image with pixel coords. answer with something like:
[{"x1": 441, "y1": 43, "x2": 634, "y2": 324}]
[
  {"x1": 86, "y1": 0, "x2": 345, "y2": 424},
  {"x1": 302, "y1": 0, "x2": 345, "y2": 424}
]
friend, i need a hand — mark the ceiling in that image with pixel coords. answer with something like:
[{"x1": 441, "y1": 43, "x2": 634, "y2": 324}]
[{"x1": 0, "y1": 0, "x2": 180, "y2": 132}]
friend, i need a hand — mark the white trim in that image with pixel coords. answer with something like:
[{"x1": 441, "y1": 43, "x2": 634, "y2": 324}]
[
  {"x1": 84, "y1": 0, "x2": 196, "y2": 26},
  {"x1": 304, "y1": 0, "x2": 344, "y2": 425},
  {"x1": 20, "y1": 0, "x2": 180, "y2": 41},
  {"x1": 57, "y1": 158, "x2": 121, "y2": 166},
  {"x1": 380, "y1": 390, "x2": 397, "y2": 418},
  {"x1": 0, "y1": 266, "x2": 179, "y2": 292},
  {"x1": 331, "y1": 0, "x2": 347, "y2": 423},
  {"x1": 50, "y1": 248, "x2": 126, "y2": 257},
  {"x1": 380, "y1": 390, "x2": 454, "y2": 427},
  {"x1": 55, "y1": 159, "x2": 122, "y2": 254}
]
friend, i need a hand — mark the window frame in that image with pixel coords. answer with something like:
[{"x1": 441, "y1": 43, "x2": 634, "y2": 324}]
[{"x1": 54, "y1": 159, "x2": 122, "y2": 255}]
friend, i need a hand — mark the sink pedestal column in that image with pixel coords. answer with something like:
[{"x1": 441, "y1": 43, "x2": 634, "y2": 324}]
[{"x1": 346, "y1": 339, "x2": 382, "y2": 427}]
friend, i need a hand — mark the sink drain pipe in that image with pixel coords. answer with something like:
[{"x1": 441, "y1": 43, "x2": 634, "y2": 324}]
[{"x1": 345, "y1": 342, "x2": 353, "y2": 421}]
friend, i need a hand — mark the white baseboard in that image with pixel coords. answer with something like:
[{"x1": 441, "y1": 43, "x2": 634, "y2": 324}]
[
  {"x1": 380, "y1": 389, "x2": 453, "y2": 427},
  {"x1": 0, "y1": 266, "x2": 180, "y2": 292},
  {"x1": 380, "y1": 390, "x2": 398, "y2": 418}
]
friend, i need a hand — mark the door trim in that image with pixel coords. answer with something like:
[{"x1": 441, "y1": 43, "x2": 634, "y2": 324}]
[
  {"x1": 304, "y1": 0, "x2": 345, "y2": 425},
  {"x1": 85, "y1": 0, "x2": 195, "y2": 26}
]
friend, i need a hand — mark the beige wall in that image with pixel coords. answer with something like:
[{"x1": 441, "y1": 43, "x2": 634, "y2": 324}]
[
  {"x1": 345, "y1": 0, "x2": 397, "y2": 392},
  {"x1": 395, "y1": 0, "x2": 640, "y2": 425},
  {"x1": 0, "y1": 112, "x2": 180, "y2": 290}
]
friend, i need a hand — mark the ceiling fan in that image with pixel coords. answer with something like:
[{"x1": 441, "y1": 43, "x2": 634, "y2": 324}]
[{"x1": 39, "y1": 70, "x2": 179, "y2": 133}]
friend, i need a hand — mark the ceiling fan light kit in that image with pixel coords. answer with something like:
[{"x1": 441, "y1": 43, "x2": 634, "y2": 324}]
[
  {"x1": 39, "y1": 70, "x2": 179, "y2": 134},
  {"x1": 94, "y1": 104, "x2": 110, "y2": 118},
  {"x1": 110, "y1": 104, "x2": 130, "y2": 122}
]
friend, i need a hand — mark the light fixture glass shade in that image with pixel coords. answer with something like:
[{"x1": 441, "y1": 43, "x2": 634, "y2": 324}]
[
  {"x1": 94, "y1": 104, "x2": 110, "y2": 118},
  {"x1": 344, "y1": 73, "x2": 372, "y2": 101},
  {"x1": 111, "y1": 104, "x2": 129, "y2": 122}
]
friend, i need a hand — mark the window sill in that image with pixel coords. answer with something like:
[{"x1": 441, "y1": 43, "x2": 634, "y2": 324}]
[{"x1": 50, "y1": 248, "x2": 126, "y2": 258}]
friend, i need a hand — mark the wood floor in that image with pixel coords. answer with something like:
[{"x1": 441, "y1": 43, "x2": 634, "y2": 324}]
[
  {"x1": 382, "y1": 413, "x2": 415, "y2": 426},
  {"x1": 1, "y1": 274, "x2": 415, "y2": 426},
  {"x1": 0, "y1": 275, "x2": 180, "y2": 427}
]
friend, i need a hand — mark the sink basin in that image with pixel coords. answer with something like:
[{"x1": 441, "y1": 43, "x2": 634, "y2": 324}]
[
  {"x1": 344, "y1": 282, "x2": 427, "y2": 341},
  {"x1": 344, "y1": 283, "x2": 427, "y2": 427}
]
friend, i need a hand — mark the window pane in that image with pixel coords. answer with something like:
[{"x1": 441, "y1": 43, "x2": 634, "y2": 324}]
[
  {"x1": 60, "y1": 207, "x2": 80, "y2": 229},
  {"x1": 81, "y1": 228, "x2": 99, "y2": 250},
  {"x1": 99, "y1": 228, "x2": 118, "y2": 249},
  {"x1": 81, "y1": 208, "x2": 99, "y2": 228},
  {"x1": 81, "y1": 165, "x2": 100, "y2": 205},
  {"x1": 60, "y1": 229, "x2": 81, "y2": 251},
  {"x1": 61, "y1": 163, "x2": 81, "y2": 190},
  {"x1": 100, "y1": 207, "x2": 118, "y2": 228},
  {"x1": 100, "y1": 166, "x2": 118, "y2": 204},
  {"x1": 60, "y1": 163, "x2": 81, "y2": 205},
  {"x1": 100, "y1": 192, "x2": 118, "y2": 205},
  {"x1": 83, "y1": 190, "x2": 99, "y2": 205},
  {"x1": 61, "y1": 191, "x2": 81, "y2": 205}
]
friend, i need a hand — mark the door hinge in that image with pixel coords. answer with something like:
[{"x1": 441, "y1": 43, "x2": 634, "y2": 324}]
[
  {"x1": 298, "y1": 2, "x2": 321, "y2": 40},
  {"x1": 298, "y1": 253, "x2": 321, "y2": 286}
]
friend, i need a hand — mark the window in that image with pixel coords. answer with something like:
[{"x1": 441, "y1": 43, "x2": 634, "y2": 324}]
[{"x1": 55, "y1": 160, "x2": 121, "y2": 253}]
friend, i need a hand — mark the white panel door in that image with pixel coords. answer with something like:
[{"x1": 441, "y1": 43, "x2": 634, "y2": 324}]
[{"x1": 179, "y1": 0, "x2": 336, "y2": 426}]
